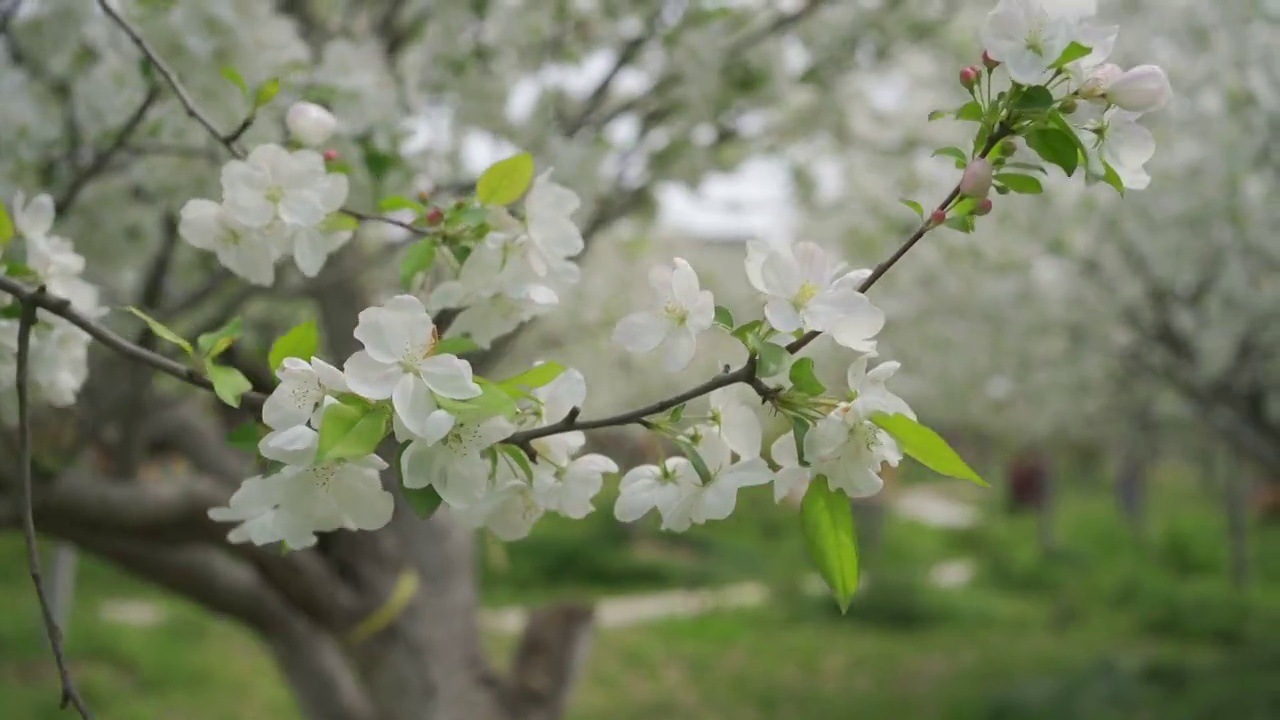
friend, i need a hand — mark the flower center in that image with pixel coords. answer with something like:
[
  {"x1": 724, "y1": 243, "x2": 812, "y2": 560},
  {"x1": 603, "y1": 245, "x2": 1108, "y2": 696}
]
[
  {"x1": 793, "y1": 280, "x2": 820, "y2": 308},
  {"x1": 663, "y1": 300, "x2": 688, "y2": 325},
  {"x1": 265, "y1": 186, "x2": 285, "y2": 204},
  {"x1": 1024, "y1": 23, "x2": 1047, "y2": 56}
]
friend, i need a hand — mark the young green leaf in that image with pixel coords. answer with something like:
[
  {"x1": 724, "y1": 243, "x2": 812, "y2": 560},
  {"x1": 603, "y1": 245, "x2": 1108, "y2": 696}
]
[
  {"x1": 399, "y1": 238, "x2": 438, "y2": 291},
  {"x1": 205, "y1": 361, "x2": 253, "y2": 408},
  {"x1": 788, "y1": 357, "x2": 826, "y2": 396},
  {"x1": 674, "y1": 438, "x2": 715, "y2": 486},
  {"x1": 994, "y1": 173, "x2": 1044, "y2": 194},
  {"x1": 955, "y1": 101, "x2": 983, "y2": 121},
  {"x1": 943, "y1": 215, "x2": 976, "y2": 233},
  {"x1": 792, "y1": 415, "x2": 811, "y2": 467},
  {"x1": 226, "y1": 421, "x2": 267, "y2": 453},
  {"x1": 268, "y1": 320, "x2": 319, "y2": 371},
  {"x1": 1026, "y1": 129, "x2": 1081, "y2": 177},
  {"x1": 378, "y1": 195, "x2": 426, "y2": 214},
  {"x1": 0, "y1": 202, "x2": 13, "y2": 246},
  {"x1": 926, "y1": 110, "x2": 950, "y2": 122},
  {"x1": 499, "y1": 361, "x2": 567, "y2": 392},
  {"x1": 433, "y1": 335, "x2": 481, "y2": 357},
  {"x1": 126, "y1": 306, "x2": 193, "y2": 356},
  {"x1": 320, "y1": 212, "x2": 360, "y2": 233},
  {"x1": 871, "y1": 412, "x2": 987, "y2": 486},
  {"x1": 800, "y1": 478, "x2": 859, "y2": 612},
  {"x1": 495, "y1": 443, "x2": 535, "y2": 482},
  {"x1": 756, "y1": 342, "x2": 789, "y2": 378},
  {"x1": 1100, "y1": 161, "x2": 1126, "y2": 196},
  {"x1": 1015, "y1": 86, "x2": 1055, "y2": 111},
  {"x1": 899, "y1": 199, "x2": 924, "y2": 219},
  {"x1": 713, "y1": 305, "x2": 735, "y2": 330},
  {"x1": 932, "y1": 146, "x2": 969, "y2": 166},
  {"x1": 402, "y1": 485, "x2": 444, "y2": 519},
  {"x1": 437, "y1": 379, "x2": 519, "y2": 422},
  {"x1": 476, "y1": 152, "x2": 535, "y2": 206},
  {"x1": 254, "y1": 78, "x2": 281, "y2": 108},
  {"x1": 220, "y1": 66, "x2": 249, "y2": 97},
  {"x1": 196, "y1": 316, "x2": 243, "y2": 360},
  {"x1": 316, "y1": 403, "x2": 391, "y2": 463},
  {"x1": 1051, "y1": 41, "x2": 1092, "y2": 69}
]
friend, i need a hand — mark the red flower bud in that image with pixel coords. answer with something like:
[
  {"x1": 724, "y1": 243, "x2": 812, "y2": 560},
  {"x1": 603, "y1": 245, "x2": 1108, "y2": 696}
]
[
  {"x1": 426, "y1": 208, "x2": 444, "y2": 226},
  {"x1": 982, "y1": 50, "x2": 1000, "y2": 70},
  {"x1": 975, "y1": 198, "x2": 993, "y2": 216},
  {"x1": 322, "y1": 149, "x2": 339, "y2": 162},
  {"x1": 960, "y1": 65, "x2": 982, "y2": 88},
  {"x1": 929, "y1": 209, "x2": 947, "y2": 227}
]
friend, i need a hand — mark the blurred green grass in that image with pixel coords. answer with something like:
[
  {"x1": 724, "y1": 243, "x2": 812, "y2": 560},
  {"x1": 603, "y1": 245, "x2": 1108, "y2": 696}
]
[{"x1": 4, "y1": 465, "x2": 1280, "y2": 719}]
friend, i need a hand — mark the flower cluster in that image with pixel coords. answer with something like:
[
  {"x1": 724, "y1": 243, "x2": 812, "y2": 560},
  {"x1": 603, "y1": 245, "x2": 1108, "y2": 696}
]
[
  {"x1": 980, "y1": 0, "x2": 1170, "y2": 190},
  {"x1": 425, "y1": 173, "x2": 586, "y2": 349},
  {"x1": 0, "y1": 193, "x2": 103, "y2": 423},
  {"x1": 179, "y1": 142, "x2": 351, "y2": 286}
]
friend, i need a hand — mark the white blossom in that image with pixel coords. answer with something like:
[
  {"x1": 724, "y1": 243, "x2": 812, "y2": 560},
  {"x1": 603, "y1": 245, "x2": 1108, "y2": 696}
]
[
  {"x1": 262, "y1": 356, "x2": 349, "y2": 429},
  {"x1": 221, "y1": 144, "x2": 348, "y2": 230},
  {"x1": 768, "y1": 432, "x2": 813, "y2": 503},
  {"x1": 745, "y1": 240, "x2": 884, "y2": 352},
  {"x1": 178, "y1": 198, "x2": 283, "y2": 287},
  {"x1": 533, "y1": 453, "x2": 617, "y2": 519},
  {"x1": 343, "y1": 295, "x2": 481, "y2": 443},
  {"x1": 846, "y1": 356, "x2": 916, "y2": 420},
  {"x1": 981, "y1": 0, "x2": 1076, "y2": 85},
  {"x1": 1101, "y1": 65, "x2": 1172, "y2": 113},
  {"x1": 661, "y1": 431, "x2": 772, "y2": 532},
  {"x1": 612, "y1": 258, "x2": 715, "y2": 372},
  {"x1": 399, "y1": 417, "x2": 516, "y2": 506},
  {"x1": 1074, "y1": 107, "x2": 1157, "y2": 190},
  {"x1": 708, "y1": 386, "x2": 762, "y2": 459},
  {"x1": 805, "y1": 403, "x2": 901, "y2": 499},
  {"x1": 522, "y1": 172, "x2": 585, "y2": 276},
  {"x1": 614, "y1": 459, "x2": 687, "y2": 524}
]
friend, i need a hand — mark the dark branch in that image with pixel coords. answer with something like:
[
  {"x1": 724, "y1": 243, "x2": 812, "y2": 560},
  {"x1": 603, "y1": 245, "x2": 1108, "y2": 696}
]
[
  {"x1": 16, "y1": 292, "x2": 93, "y2": 719},
  {"x1": 57, "y1": 84, "x2": 161, "y2": 211}
]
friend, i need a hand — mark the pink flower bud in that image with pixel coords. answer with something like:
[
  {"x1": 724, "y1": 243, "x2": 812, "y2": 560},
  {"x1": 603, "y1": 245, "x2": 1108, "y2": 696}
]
[
  {"x1": 959, "y1": 158, "x2": 993, "y2": 199},
  {"x1": 982, "y1": 51, "x2": 1000, "y2": 70},
  {"x1": 975, "y1": 198, "x2": 993, "y2": 216},
  {"x1": 929, "y1": 209, "x2": 947, "y2": 227},
  {"x1": 1105, "y1": 64, "x2": 1172, "y2": 113},
  {"x1": 960, "y1": 65, "x2": 982, "y2": 88},
  {"x1": 426, "y1": 208, "x2": 444, "y2": 226},
  {"x1": 286, "y1": 101, "x2": 337, "y2": 147},
  {"x1": 322, "y1": 149, "x2": 339, "y2": 162}
]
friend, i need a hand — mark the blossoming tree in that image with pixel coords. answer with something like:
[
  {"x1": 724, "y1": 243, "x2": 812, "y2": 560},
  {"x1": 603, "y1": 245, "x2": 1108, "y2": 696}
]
[{"x1": 0, "y1": 1, "x2": 1176, "y2": 719}]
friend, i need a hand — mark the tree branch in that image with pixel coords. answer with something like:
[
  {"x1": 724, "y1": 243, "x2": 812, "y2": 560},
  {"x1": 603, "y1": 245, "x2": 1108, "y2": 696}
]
[
  {"x1": 0, "y1": 277, "x2": 267, "y2": 411},
  {"x1": 56, "y1": 84, "x2": 161, "y2": 211},
  {"x1": 15, "y1": 293, "x2": 93, "y2": 719}
]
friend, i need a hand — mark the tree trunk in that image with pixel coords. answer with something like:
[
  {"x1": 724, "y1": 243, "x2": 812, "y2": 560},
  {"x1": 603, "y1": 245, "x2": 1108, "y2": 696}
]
[{"x1": 1219, "y1": 451, "x2": 1251, "y2": 590}]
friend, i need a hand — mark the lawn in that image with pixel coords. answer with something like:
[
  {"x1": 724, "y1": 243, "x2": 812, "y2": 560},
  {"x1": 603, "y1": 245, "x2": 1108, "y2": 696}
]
[{"x1": 4, "y1": 468, "x2": 1279, "y2": 720}]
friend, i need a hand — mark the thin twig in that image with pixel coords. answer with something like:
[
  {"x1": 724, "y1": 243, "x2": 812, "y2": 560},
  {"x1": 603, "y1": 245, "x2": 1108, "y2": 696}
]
[
  {"x1": 56, "y1": 85, "x2": 161, "y2": 211},
  {"x1": 94, "y1": 0, "x2": 244, "y2": 159},
  {"x1": 0, "y1": 276, "x2": 266, "y2": 410},
  {"x1": 16, "y1": 291, "x2": 94, "y2": 719}
]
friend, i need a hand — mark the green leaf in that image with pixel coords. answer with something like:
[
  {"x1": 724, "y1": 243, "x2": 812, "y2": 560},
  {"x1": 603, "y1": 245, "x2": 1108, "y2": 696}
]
[
  {"x1": 943, "y1": 215, "x2": 976, "y2": 233},
  {"x1": 226, "y1": 421, "x2": 266, "y2": 453},
  {"x1": 792, "y1": 416, "x2": 811, "y2": 467},
  {"x1": 0, "y1": 202, "x2": 13, "y2": 246},
  {"x1": 402, "y1": 486, "x2": 443, "y2": 519},
  {"x1": 713, "y1": 305, "x2": 735, "y2": 330},
  {"x1": 254, "y1": 78, "x2": 280, "y2": 108},
  {"x1": 926, "y1": 110, "x2": 949, "y2": 122},
  {"x1": 438, "y1": 379, "x2": 518, "y2": 422},
  {"x1": 434, "y1": 335, "x2": 481, "y2": 357},
  {"x1": 316, "y1": 402, "x2": 391, "y2": 463},
  {"x1": 668, "y1": 403, "x2": 686, "y2": 423},
  {"x1": 495, "y1": 443, "x2": 535, "y2": 482},
  {"x1": 871, "y1": 413, "x2": 987, "y2": 486},
  {"x1": 955, "y1": 101, "x2": 983, "y2": 121},
  {"x1": 476, "y1": 152, "x2": 535, "y2": 207},
  {"x1": 205, "y1": 361, "x2": 253, "y2": 408},
  {"x1": 221, "y1": 66, "x2": 249, "y2": 97},
  {"x1": 1100, "y1": 161, "x2": 1126, "y2": 196},
  {"x1": 932, "y1": 146, "x2": 969, "y2": 166},
  {"x1": 1052, "y1": 41, "x2": 1092, "y2": 69},
  {"x1": 788, "y1": 357, "x2": 825, "y2": 396},
  {"x1": 899, "y1": 199, "x2": 924, "y2": 219},
  {"x1": 1026, "y1": 128, "x2": 1081, "y2": 177},
  {"x1": 196, "y1": 316, "x2": 243, "y2": 360},
  {"x1": 994, "y1": 173, "x2": 1044, "y2": 194},
  {"x1": 320, "y1": 213, "x2": 360, "y2": 233},
  {"x1": 361, "y1": 141, "x2": 398, "y2": 183},
  {"x1": 756, "y1": 342, "x2": 789, "y2": 378},
  {"x1": 378, "y1": 195, "x2": 426, "y2": 214},
  {"x1": 268, "y1": 320, "x2": 319, "y2": 371},
  {"x1": 730, "y1": 320, "x2": 764, "y2": 348},
  {"x1": 1015, "y1": 86, "x2": 1054, "y2": 111},
  {"x1": 1003, "y1": 161, "x2": 1047, "y2": 174},
  {"x1": 801, "y1": 478, "x2": 859, "y2": 612},
  {"x1": 499, "y1": 362, "x2": 567, "y2": 392},
  {"x1": 399, "y1": 238, "x2": 438, "y2": 291},
  {"x1": 674, "y1": 438, "x2": 715, "y2": 486},
  {"x1": 126, "y1": 306, "x2": 193, "y2": 356},
  {"x1": 446, "y1": 206, "x2": 490, "y2": 229}
]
